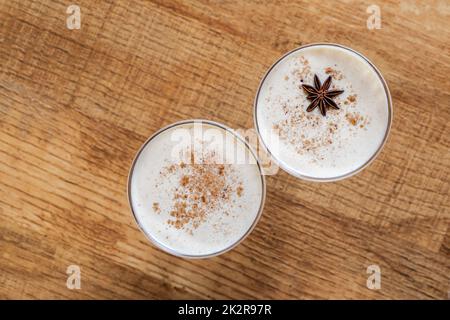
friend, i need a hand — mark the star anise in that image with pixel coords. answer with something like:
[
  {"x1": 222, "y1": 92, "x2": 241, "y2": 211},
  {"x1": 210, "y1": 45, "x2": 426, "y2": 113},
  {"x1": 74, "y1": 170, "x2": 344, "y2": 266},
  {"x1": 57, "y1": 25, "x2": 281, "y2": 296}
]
[{"x1": 301, "y1": 74, "x2": 344, "y2": 116}]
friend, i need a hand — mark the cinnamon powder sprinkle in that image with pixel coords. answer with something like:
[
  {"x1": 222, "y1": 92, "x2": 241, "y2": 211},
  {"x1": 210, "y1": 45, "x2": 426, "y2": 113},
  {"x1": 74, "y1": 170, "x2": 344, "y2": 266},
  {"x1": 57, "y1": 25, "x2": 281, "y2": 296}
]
[
  {"x1": 324, "y1": 66, "x2": 343, "y2": 80},
  {"x1": 345, "y1": 112, "x2": 369, "y2": 128},
  {"x1": 237, "y1": 185, "x2": 244, "y2": 197},
  {"x1": 347, "y1": 94, "x2": 357, "y2": 103},
  {"x1": 152, "y1": 202, "x2": 161, "y2": 214},
  {"x1": 157, "y1": 151, "x2": 243, "y2": 233},
  {"x1": 180, "y1": 175, "x2": 189, "y2": 186},
  {"x1": 292, "y1": 55, "x2": 311, "y2": 81}
]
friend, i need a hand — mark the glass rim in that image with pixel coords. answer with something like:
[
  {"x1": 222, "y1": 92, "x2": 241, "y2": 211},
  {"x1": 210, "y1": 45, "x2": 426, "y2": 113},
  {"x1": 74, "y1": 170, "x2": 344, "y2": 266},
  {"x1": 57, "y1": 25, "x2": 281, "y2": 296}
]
[
  {"x1": 253, "y1": 42, "x2": 393, "y2": 182},
  {"x1": 127, "y1": 119, "x2": 267, "y2": 259}
]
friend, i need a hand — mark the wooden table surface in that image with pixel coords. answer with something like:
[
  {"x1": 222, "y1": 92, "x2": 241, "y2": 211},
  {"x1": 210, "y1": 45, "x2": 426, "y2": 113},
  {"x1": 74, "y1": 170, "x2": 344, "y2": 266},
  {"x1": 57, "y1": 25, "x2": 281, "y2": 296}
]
[{"x1": 0, "y1": 0, "x2": 449, "y2": 299}]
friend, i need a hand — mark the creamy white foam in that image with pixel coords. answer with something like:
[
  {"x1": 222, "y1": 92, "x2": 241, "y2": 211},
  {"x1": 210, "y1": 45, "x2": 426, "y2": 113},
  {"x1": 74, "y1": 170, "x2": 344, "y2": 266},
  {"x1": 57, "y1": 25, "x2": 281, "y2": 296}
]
[
  {"x1": 255, "y1": 44, "x2": 391, "y2": 180},
  {"x1": 129, "y1": 121, "x2": 264, "y2": 257}
]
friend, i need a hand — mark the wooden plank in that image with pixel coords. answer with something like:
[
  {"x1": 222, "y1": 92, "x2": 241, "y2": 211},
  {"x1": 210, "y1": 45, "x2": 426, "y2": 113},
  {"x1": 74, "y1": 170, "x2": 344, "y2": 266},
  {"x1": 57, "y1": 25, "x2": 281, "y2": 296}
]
[{"x1": 0, "y1": 0, "x2": 448, "y2": 299}]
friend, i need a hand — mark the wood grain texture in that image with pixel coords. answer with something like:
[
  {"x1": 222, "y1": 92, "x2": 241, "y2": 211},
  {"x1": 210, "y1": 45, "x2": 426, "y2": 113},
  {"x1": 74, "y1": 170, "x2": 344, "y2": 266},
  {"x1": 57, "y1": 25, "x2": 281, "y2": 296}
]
[{"x1": 0, "y1": 0, "x2": 449, "y2": 299}]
